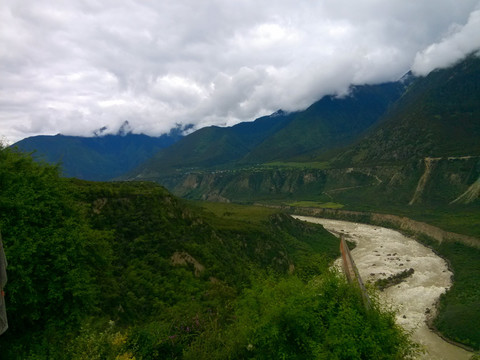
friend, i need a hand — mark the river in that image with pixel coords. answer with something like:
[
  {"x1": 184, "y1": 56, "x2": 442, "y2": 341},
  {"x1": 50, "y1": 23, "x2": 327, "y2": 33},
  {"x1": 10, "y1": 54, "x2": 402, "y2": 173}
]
[{"x1": 293, "y1": 216, "x2": 472, "y2": 360}]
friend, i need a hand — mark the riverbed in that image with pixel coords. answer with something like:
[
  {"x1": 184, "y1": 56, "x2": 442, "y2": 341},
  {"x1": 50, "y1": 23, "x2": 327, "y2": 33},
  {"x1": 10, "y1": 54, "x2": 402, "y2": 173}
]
[{"x1": 293, "y1": 216, "x2": 472, "y2": 360}]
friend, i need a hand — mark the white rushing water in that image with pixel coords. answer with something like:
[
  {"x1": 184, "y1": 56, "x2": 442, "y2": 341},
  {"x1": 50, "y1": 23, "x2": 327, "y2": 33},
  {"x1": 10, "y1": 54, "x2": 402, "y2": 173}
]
[{"x1": 293, "y1": 216, "x2": 472, "y2": 360}]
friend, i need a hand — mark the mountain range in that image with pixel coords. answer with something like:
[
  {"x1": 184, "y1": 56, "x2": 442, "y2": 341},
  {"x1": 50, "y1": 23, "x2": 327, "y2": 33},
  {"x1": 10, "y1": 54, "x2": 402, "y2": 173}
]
[
  {"x1": 13, "y1": 77, "x2": 408, "y2": 181},
  {"x1": 5, "y1": 53, "x2": 480, "y2": 355},
  {"x1": 122, "y1": 55, "x2": 480, "y2": 208},
  {"x1": 12, "y1": 123, "x2": 182, "y2": 181},
  {"x1": 12, "y1": 55, "x2": 480, "y2": 207},
  {"x1": 127, "y1": 80, "x2": 407, "y2": 179}
]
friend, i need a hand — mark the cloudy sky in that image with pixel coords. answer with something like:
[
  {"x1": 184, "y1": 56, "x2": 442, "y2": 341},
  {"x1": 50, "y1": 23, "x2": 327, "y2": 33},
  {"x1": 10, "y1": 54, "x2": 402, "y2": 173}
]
[{"x1": 1, "y1": 0, "x2": 480, "y2": 143}]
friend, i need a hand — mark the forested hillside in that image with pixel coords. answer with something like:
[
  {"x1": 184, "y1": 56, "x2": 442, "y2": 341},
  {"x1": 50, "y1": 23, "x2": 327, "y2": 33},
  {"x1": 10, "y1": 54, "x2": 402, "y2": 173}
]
[
  {"x1": 0, "y1": 147, "x2": 416, "y2": 359},
  {"x1": 240, "y1": 81, "x2": 407, "y2": 163}
]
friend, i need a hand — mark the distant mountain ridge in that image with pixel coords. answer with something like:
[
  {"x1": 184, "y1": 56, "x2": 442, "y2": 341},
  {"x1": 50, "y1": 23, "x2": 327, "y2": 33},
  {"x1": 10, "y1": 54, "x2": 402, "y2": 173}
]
[
  {"x1": 11, "y1": 77, "x2": 410, "y2": 183},
  {"x1": 242, "y1": 82, "x2": 408, "y2": 163},
  {"x1": 128, "y1": 80, "x2": 406, "y2": 181},
  {"x1": 127, "y1": 110, "x2": 297, "y2": 178},
  {"x1": 11, "y1": 54, "x2": 480, "y2": 208},
  {"x1": 12, "y1": 129, "x2": 182, "y2": 181}
]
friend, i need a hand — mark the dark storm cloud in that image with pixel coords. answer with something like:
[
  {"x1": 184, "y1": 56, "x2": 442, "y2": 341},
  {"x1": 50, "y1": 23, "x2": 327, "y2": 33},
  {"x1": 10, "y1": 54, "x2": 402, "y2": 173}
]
[{"x1": 1, "y1": 0, "x2": 480, "y2": 143}]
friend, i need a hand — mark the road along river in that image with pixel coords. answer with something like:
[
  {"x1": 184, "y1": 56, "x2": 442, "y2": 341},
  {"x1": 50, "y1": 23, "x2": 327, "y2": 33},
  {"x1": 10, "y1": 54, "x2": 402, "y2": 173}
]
[{"x1": 293, "y1": 216, "x2": 472, "y2": 360}]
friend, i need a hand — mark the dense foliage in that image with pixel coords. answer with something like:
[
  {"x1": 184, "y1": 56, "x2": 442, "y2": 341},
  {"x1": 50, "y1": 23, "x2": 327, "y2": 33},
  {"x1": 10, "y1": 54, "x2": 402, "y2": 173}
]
[
  {"x1": 0, "y1": 147, "x2": 416, "y2": 358},
  {"x1": 0, "y1": 147, "x2": 108, "y2": 333},
  {"x1": 138, "y1": 57, "x2": 480, "y2": 353}
]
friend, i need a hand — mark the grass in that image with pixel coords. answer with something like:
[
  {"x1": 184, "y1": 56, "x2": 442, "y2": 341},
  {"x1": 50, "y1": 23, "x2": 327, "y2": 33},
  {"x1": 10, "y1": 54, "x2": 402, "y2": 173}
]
[
  {"x1": 406, "y1": 206, "x2": 480, "y2": 239},
  {"x1": 369, "y1": 205, "x2": 480, "y2": 239},
  {"x1": 196, "y1": 202, "x2": 278, "y2": 223},
  {"x1": 320, "y1": 199, "x2": 480, "y2": 240},
  {"x1": 288, "y1": 201, "x2": 344, "y2": 209},
  {"x1": 193, "y1": 201, "x2": 342, "y2": 263},
  {"x1": 192, "y1": 201, "x2": 280, "y2": 231}
]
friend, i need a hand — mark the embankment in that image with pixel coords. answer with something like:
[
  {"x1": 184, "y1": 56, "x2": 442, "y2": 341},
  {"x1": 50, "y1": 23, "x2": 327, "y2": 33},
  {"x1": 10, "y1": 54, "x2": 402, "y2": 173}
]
[{"x1": 279, "y1": 207, "x2": 480, "y2": 249}]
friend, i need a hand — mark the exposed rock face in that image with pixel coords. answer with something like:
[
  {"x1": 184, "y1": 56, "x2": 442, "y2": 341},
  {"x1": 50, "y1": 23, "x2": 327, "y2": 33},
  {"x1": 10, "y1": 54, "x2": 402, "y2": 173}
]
[
  {"x1": 409, "y1": 157, "x2": 441, "y2": 205},
  {"x1": 451, "y1": 175, "x2": 480, "y2": 204},
  {"x1": 160, "y1": 156, "x2": 479, "y2": 208},
  {"x1": 92, "y1": 198, "x2": 108, "y2": 214},
  {"x1": 171, "y1": 251, "x2": 205, "y2": 277}
]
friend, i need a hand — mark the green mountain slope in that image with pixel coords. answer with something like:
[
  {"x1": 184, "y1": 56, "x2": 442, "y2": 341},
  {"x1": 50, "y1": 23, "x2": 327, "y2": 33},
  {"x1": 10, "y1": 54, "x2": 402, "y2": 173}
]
[
  {"x1": 336, "y1": 54, "x2": 480, "y2": 165},
  {"x1": 143, "y1": 56, "x2": 480, "y2": 352},
  {"x1": 242, "y1": 82, "x2": 406, "y2": 163},
  {"x1": 12, "y1": 130, "x2": 182, "y2": 181},
  {"x1": 128, "y1": 110, "x2": 296, "y2": 178}
]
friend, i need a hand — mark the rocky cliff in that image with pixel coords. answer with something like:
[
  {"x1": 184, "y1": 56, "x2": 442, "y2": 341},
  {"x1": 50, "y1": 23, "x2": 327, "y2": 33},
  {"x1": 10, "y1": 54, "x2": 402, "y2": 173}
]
[{"x1": 162, "y1": 156, "x2": 480, "y2": 207}]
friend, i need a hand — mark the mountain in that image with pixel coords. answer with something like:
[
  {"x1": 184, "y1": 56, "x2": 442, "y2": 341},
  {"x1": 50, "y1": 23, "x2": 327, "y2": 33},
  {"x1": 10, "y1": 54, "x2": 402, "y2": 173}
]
[
  {"x1": 335, "y1": 54, "x2": 480, "y2": 165},
  {"x1": 129, "y1": 56, "x2": 480, "y2": 352},
  {"x1": 127, "y1": 80, "x2": 406, "y2": 181},
  {"x1": 240, "y1": 81, "x2": 407, "y2": 163},
  {"x1": 134, "y1": 55, "x2": 480, "y2": 209},
  {"x1": 128, "y1": 110, "x2": 296, "y2": 178},
  {"x1": 12, "y1": 127, "x2": 182, "y2": 181}
]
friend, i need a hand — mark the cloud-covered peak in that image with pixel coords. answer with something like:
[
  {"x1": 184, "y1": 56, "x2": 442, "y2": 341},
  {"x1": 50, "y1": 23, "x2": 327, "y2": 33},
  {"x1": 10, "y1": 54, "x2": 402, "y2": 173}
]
[
  {"x1": 412, "y1": 7, "x2": 480, "y2": 76},
  {"x1": 1, "y1": 0, "x2": 480, "y2": 143}
]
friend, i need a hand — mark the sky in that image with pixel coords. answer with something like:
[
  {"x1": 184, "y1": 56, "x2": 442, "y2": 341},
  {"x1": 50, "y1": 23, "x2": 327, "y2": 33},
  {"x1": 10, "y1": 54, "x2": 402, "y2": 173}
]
[{"x1": 1, "y1": 0, "x2": 480, "y2": 144}]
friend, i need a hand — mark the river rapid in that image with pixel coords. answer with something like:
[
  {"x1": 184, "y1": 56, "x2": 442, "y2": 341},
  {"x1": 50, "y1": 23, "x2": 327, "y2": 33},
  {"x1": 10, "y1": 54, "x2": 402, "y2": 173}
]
[{"x1": 293, "y1": 216, "x2": 472, "y2": 360}]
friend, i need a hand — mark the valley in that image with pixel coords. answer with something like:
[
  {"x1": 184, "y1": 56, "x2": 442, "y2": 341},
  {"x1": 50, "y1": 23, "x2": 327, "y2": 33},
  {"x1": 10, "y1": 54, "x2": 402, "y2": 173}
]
[
  {"x1": 127, "y1": 55, "x2": 480, "y2": 355},
  {"x1": 3, "y1": 2, "x2": 480, "y2": 359},
  {"x1": 3, "y1": 54, "x2": 480, "y2": 358}
]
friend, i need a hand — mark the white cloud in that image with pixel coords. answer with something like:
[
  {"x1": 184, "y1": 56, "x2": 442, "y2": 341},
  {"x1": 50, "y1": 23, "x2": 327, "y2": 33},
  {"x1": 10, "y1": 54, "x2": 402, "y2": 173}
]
[
  {"x1": 412, "y1": 7, "x2": 480, "y2": 75},
  {"x1": 1, "y1": 0, "x2": 479, "y2": 143}
]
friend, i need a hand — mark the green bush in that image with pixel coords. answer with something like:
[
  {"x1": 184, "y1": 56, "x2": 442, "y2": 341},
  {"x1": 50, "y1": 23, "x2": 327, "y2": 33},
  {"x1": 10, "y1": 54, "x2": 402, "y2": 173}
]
[{"x1": 184, "y1": 272, "x2": 418, "y2": 359}]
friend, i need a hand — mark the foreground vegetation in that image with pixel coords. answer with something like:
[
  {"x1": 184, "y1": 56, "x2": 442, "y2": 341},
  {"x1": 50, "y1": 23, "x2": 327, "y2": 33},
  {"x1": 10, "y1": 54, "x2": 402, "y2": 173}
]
[{"x1": 0, "y1": 147, "x2": 417, "y2": 359}]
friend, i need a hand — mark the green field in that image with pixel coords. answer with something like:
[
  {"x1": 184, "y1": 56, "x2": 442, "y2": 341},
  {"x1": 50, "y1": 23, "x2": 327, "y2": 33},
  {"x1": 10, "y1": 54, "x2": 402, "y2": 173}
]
[{"x1": 288, "y1": 201, "x2": 344, "y2": 209}]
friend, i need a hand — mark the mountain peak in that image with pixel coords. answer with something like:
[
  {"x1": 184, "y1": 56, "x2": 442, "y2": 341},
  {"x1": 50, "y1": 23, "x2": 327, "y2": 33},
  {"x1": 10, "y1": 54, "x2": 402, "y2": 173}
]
[
  {"x1": 93, "y1": 126, "x2": 108, "y2": 137},
  {"x1": 118, "y1": 120, "x2": 133, "y2": 136},
  {"x1": 270, "y1": 109, "x2": 287, "y2": 117},
  {"x1": 93, "y1": 120, "x2": 133, "y2": 137}
]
